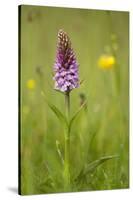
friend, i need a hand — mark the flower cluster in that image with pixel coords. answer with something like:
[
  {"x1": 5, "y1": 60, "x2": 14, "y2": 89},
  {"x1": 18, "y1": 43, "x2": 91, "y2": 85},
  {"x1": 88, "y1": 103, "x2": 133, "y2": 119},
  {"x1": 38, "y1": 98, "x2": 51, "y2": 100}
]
[{"x1": 53, "y1": 30, "x2": 79, "y2": 92}]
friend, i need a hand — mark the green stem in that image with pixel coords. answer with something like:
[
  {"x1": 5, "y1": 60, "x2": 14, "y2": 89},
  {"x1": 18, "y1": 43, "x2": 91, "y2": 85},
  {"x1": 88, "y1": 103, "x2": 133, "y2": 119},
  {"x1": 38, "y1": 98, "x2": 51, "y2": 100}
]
[
  {"x1": 64, "y1": 91, "x2": 70, "y2": 190},
  {"x1": 65, "y1": 91, "x2": 70, "y2": 119}
]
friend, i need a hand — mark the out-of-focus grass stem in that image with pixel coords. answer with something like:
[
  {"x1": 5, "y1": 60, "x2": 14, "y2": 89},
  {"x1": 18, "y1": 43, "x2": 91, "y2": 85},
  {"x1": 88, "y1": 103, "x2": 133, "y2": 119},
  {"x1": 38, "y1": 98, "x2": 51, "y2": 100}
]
[
  {"x1": 106, "y1": 10, "x2": 128, "y2": 182},
  {"x1": 106, "y1": 11, "x2": 120, "y2": 95}
]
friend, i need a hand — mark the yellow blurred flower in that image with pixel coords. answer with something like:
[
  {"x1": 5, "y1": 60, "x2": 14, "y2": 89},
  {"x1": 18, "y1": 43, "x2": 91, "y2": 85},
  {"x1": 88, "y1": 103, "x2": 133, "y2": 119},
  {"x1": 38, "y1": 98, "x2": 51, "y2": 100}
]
[
  {"x1": 27, "y1": 79, "x2": 36, "y2": 89},
  {"x1": 98, "y1": 55, "x2": 116, "y2": 69}
]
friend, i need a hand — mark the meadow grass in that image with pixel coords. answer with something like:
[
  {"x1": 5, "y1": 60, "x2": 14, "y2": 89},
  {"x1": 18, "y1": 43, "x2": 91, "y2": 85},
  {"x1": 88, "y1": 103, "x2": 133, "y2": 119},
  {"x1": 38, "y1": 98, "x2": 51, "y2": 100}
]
[{"x1": 20, "y1": 5, "x2": 129, "y2": 194}]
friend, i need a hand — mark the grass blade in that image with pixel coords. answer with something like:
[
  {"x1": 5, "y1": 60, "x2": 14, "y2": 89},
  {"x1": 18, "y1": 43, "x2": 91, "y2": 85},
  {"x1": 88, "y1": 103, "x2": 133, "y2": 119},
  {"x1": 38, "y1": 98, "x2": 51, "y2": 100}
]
[{"x1": 75, "y1": 155, "x2": 119, "y2": 182}]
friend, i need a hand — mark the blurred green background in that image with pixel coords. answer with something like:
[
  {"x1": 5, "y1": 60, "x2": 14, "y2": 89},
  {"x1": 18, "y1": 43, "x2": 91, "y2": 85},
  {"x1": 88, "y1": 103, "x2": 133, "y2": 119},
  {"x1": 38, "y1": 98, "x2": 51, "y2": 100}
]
[{"x1": 20, "y1": 5, "x2": 129, "y2": 195}]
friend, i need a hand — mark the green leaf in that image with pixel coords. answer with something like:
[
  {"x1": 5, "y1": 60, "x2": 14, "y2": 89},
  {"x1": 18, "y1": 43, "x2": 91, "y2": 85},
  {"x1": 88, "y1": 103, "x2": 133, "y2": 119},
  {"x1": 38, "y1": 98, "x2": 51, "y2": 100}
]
[
  {"x1": 41, "y1": 91, "x2": 68, "y2": 127},
  {"x1": 69, "y1": 101, "x2": 87, "y2": 130},
  {"x1": 75, "y1": 155, "x2": 118, "y2": 182}
]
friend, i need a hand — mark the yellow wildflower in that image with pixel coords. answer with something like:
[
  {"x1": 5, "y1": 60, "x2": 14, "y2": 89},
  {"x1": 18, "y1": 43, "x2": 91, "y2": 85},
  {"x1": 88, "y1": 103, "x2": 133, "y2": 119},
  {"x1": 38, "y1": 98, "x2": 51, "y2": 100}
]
[
  {"x1": 27, "y1": 79, "x2": 36, "y2": 89},
  {"x1": 98, "y1": 55, "x2": 116, "y2": 69}
]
